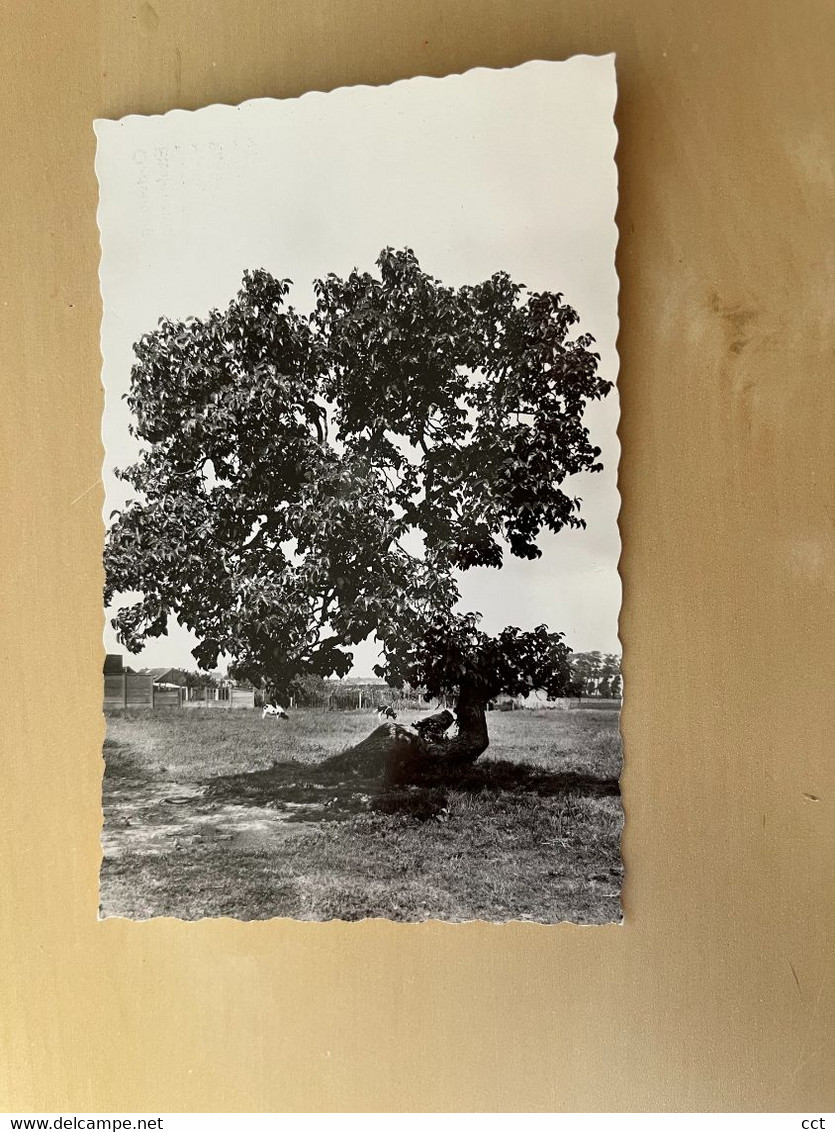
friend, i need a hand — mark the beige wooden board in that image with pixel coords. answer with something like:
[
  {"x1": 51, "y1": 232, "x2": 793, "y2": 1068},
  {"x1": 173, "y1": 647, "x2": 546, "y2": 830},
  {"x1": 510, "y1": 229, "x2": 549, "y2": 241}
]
[{"x1": 1, "y1": 0, "x2": 833, "y2": 1113}]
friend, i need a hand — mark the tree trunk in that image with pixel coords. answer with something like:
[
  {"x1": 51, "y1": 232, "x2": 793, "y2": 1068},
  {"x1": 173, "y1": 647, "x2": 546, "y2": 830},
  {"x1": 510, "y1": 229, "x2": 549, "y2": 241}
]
[
  {"x1": 442, "y1": 689, "x2": 490, "y2": 764},
  {"x1": 322, "y1": 688, "x2": 490, "y2": 785}
]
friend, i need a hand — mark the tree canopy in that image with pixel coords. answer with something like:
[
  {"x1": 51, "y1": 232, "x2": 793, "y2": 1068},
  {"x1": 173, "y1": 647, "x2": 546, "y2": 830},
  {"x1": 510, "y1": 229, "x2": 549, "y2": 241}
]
[{"x1": 105, "y1": 248, "x2": 612, "y2": 708}]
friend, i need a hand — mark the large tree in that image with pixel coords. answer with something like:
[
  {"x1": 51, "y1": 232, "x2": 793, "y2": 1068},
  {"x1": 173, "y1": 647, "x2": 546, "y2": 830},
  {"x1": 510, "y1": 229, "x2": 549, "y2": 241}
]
[{"x1": 105, "y1": 248, "x2": 612, "y2": 769}]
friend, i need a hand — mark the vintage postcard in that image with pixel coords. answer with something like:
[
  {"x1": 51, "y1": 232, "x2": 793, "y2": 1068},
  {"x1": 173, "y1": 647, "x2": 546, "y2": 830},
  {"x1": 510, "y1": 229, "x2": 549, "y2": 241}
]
[{"x1": 95, "y1": 56, "x2": 622, "y2": 922}]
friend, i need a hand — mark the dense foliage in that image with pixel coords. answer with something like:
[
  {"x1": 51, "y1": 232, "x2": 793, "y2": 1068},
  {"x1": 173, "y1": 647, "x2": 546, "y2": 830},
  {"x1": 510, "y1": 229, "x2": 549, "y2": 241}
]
[{"x1": 105, "y1": 248, "x2": 612, "y2": 704}]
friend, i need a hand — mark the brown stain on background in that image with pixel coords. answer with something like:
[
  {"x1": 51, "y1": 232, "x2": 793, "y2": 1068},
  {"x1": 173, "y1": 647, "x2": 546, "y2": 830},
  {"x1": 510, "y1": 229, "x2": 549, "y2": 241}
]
[{"x1": 1, "y1": 0, "x2": 833, "y2": 1113}]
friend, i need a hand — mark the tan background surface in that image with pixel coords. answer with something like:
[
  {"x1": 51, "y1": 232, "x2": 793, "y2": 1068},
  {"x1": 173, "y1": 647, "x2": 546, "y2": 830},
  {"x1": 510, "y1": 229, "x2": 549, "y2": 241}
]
[{"x1": 1, "y1": 0, "x2": 833, "y2": 1113}]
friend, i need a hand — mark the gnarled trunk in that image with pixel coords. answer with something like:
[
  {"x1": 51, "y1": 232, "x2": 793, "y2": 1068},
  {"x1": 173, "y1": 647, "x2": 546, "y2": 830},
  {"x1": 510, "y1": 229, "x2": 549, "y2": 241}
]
[
  {"x1": 442, "y1": 689, "x2": 489, "y2": 764},
  {"x1": 323, "y1": 688, "x2": 489, "y2": 785}
]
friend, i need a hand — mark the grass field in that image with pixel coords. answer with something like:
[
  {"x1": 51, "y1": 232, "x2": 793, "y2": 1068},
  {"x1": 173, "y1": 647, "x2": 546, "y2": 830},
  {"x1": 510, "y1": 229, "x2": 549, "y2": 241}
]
[{"x1": 100, "y1": 706, "x2": 623, "y2": 923}]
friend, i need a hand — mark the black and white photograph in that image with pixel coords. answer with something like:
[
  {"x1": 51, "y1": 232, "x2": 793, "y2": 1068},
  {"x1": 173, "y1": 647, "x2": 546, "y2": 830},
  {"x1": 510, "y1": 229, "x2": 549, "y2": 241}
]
[{"x1": 96, "y1": 56, "x2": 622, "y2": 923}]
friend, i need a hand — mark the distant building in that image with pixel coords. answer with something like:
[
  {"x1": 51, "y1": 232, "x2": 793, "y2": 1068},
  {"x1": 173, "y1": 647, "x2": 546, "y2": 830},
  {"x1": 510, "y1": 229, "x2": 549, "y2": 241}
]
[
  {"x1": 139, "y1": 667, "x2": 189, "y2": 688},
  {"x1": 513, "y1": 690, "x2": 621, "y2": 712}
]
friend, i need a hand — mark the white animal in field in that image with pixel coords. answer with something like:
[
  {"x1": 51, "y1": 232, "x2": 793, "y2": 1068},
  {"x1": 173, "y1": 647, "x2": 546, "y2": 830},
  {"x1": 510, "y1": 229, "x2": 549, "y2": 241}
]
[
  {"x1": 262, "y1": 703, "x2": 288, "y2": 719},
  {"x1": 376, "y1": 705, "x2": 397, "y2": 721}
]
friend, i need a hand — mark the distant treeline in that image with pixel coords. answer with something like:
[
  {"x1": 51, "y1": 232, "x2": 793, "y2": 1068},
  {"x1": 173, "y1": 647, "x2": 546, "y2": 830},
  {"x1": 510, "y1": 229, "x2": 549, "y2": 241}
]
[
  {"x1": 569, "y1": 652, "x2": 622, "y2": 699},
  {"x1": 176, "y1": 658, "x2": 621, "y2": 703}
]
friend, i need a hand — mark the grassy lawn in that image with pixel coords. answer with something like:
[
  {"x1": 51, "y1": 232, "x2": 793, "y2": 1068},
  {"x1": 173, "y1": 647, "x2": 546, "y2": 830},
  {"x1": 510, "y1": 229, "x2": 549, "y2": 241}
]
[{"x1": 100, "y1": 706, "x2": 623, "y2": 924}]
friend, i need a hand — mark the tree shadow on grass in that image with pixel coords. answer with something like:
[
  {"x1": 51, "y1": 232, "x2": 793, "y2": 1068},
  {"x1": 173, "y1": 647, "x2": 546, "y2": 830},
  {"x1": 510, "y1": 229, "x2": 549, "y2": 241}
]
[{"x1": 205, "y1": 754, "x2": 620, "y2": 824}]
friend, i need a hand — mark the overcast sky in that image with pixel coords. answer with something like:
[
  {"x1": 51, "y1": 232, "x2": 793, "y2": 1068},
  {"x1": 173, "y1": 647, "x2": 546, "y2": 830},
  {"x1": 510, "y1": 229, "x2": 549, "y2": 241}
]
[{"x1": 95, "y1": 56, "x2": 621, "y2": 675}]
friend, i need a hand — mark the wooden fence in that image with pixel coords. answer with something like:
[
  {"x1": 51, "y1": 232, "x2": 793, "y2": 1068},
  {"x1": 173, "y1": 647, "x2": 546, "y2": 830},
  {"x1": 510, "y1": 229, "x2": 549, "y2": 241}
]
[
  {"x1": 103, "y1": 677, "x2": 255, "y2": 710},
  {"x1": 103, "y1": 673, "x2": 183, "y2": 710},
  {"x1": 182, "y1": 686, "x2": 256, "y2": 710}
]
